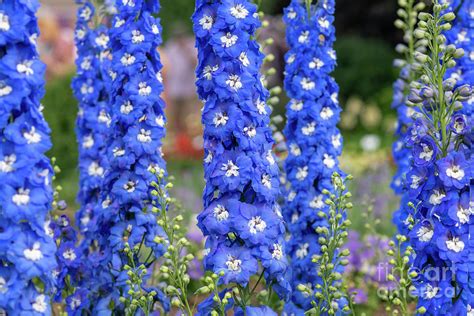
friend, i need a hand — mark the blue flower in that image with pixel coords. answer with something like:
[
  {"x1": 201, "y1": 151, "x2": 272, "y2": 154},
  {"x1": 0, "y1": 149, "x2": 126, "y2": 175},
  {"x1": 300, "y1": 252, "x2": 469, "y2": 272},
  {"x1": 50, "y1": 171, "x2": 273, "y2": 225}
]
[
  {"x1": 213, "y1": 244, "x2": 258, "y2": 286},
  {"x1": 436, "y1": 151, "x2": 470, "y2": 189}
]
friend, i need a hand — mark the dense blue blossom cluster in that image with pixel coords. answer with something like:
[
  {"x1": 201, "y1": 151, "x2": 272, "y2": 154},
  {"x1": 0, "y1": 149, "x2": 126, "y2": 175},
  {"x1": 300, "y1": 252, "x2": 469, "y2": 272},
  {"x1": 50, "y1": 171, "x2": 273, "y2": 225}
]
[
  {"x1": 0, "y1": 1, "x2": 57, "y2": 314},
  {"x1": 281, "y1": 0, "x2": 344, "y2": 313},
  {"x1": 193, "y1": 0, "x2": 289, "y2": 313},
  {"x1": 82, "y1": 0, "x2": 169, "y2": 311},
  {"x1": 402, "y1": 1, "x2": 474, "y2": 313},
  {"x1": 73, "y1": 0, "x2": 111, "y2": 238}
]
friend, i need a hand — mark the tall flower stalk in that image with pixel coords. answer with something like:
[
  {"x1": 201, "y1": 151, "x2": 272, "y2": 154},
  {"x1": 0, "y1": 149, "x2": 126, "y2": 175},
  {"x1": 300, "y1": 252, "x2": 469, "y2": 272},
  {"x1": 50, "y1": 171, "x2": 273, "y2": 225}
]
[
  {"x1": 391, "y1": 0, "x2": 426, "y2": 235},
  {"x1": 193, "y1": 0, "x2": 290, "y2": 314},
  {"x1": 0, "y1": 0, "x2": 57, "y2": 313},
  {"x1": 402, "y1": 1, "x2": 473, "y2": 313},
  {"x1": 73, "y1": 0, "x2": 111, "y2": 238},
  {"x1": 88, "y1": 0, "x2": 170, "y2": 312},
  {"x1": 281, "y1": 0, "x2": 345, "y2": 313}
]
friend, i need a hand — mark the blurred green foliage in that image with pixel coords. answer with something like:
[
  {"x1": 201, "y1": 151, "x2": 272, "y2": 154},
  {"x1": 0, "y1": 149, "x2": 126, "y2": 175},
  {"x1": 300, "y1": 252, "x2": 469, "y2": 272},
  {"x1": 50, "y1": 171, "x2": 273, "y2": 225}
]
[
  {"x1": 42, "y1": 74, "x2": 78, "y2": 205},
  {"x1": 334, "y1": 36, "x2": 397, "y2": 102}
]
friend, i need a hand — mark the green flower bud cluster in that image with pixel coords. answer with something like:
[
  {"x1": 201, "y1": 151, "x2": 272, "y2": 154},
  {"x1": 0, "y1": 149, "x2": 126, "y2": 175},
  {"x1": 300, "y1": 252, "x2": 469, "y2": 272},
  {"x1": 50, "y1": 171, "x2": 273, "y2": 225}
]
[
  {"x1": 149, "y1": 170, "x2": 195, "y2": 315},
  {"x1": 304, "y1": 173, "x2": 354, "y2": 315},
  {"x1": 120, "y1": 244, "x2": 157, "y2": 316},
  {"x1": 383, "y1": 236, "x2": 416, "y2": 316},
  {"x1": 407, "y1": 0, "x2": 473, "y2": 156},
  {"x1": 393, "y1": 0, "x2": 427, "y2": 72}
]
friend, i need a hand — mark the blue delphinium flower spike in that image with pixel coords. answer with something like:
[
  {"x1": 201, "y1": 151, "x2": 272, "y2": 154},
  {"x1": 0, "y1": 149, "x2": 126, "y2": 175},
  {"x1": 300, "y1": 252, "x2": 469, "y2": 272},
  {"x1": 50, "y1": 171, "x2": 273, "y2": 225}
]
[
  {"x1": 0, "y1": 1, "x2": 57, "y2": 314},
  {"x1": 282, "y1": 0, "x2": 345, "y2": 313},
  {"x1": 87, "y1": 0, "x2": 169, "y2": 311},
  {"x1": 193, "y1": 0, "x2": 290, "y2": 312}
]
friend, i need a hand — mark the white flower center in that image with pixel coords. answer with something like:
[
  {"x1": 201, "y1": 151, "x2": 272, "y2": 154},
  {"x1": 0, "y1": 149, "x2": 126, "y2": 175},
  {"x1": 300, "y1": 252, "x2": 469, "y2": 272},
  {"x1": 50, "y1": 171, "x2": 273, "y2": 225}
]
[
  {"x1": 213, "y1": 205, "x2": 229, "y2": 222},
  {"x1": 121, "y1": 53, "x2": 136, "y2": 66},
  {"x1": 446, "y1": 165, "x2": 465, "y2": 181},
  {"x1": 318, "y1": 17, "x2": 330, "y2": 28},
  {"x1": 323, "y1": 154, "x2": 336, "y2": 168},
  {"x1": 410, "y1": 175, "x2": 422, "y2": 189},
  {"x1": 230, "y1": 4, "x2": 249, "y2": 19},
  {"x1": 291, "y1": 212, "x2": 299, "y2": 223},
  {"x1": 290, "y1": 143, "x2": 301, "y2": 156},
  {"x1": 261, "y1": 174, "x2": 272, "y2": 188},
  {"x1": 221, "y1": 160, "x2": 239, "y2": 177},
  {"x1": 0, "y1": 154, "x2": 15, "y2": 173},
  {"x1": 309, "y1": 58, "x2": 324, "y2": 69},
  {"x1": 203, "y1": 65, "x2": 218, "y2": 81},
  {"x1": 63, "y1": 249, "x2": 77, "y2": 261},
  {"x1": 332, "y1": 134, "x2": 342, "y2": 148},
  {"x1": 98, "y1": 110, "x2": 111, "y2": 126},
  {"x1": 80, "y1": 56, "x2": 92, "y2": 70},
  {"x1": 138, "y1": 82, "x2": 151, "y2": 96},
  {"x1": 17, "y1": 60, "x2": 34, "y2": 76},
  {"x1": 221, "y1": 32, "x2": 238, "y2": 48},
  {"x1": 419, "y1": 143, "x2": 433, "y2": 161},
  {"x1": 0, "y1": 81, "x2": 12, "y2": 97},
  {"x1": 131, "y1": 30, "x2": 144, "y2": 44},
  {"x1": 213, "y1": 112, "x2": 228, "y2": 127},
  {"x1": 23, "y1": 126, "x2": 41, "y2": 144},
  {"x1": 0, "y1": 277, "x2": 7, "y2": 294},
  {"x1": 416, "y1": 226, "x2": 433, "y2": 242},
  {"x1": 88, "y1": 161, "x2": 104, "y2": 177},
  {"x1": 95, "y1": 33, "x2": 109, "y2": 48},
  {"x1": 272, "y1": 244, "x2": 283, "y2": 260},
  {"x1": 12, "y1": 188, "x2": 30, "y2": 206},
  {"x1": 121, "y1": 101, "x2": 133, "y2": 114},
  {"x1": 83, "y1": 135, "x2": 94, "y2": 149},
  {"x1": 248, "y1": 216, "x2": 266, "y2": 234},
  {"x1": 266, "y1": 151, "x2": 275, "y2": 165},
  {"x1": 32, "y1": 295, "x2": 48, "y2": 313},
  {"x1": 113, "y1": 147, "x2": 125, "y2": 157},
  {"x1": 256, "y1": 99, "x2": 267, "y2": 114},
  {"x1": 320, "y1": 107, "x2": 334, "y2": 120},
  {"x1": 310, "y1": 195, "x2": 324, "y2": 209},
  {"x1": 301, "y1": 78, "x2": 315, "y2": 90},
  {"x1": 123, "y1": 181, "x2": 137, "y2": 193},
  {"x1": 429, "y1": 190, "x2": 445, "y2": 205},
  {"x1": 137, "y1": 129, "x2": 152, "y2": 143},
  {"x1": 296, "y1": 166, "x2": 308, "y2": 181},
  {"x1": 226, "y1": 256, "x2": 242, "y2": 272},
  {"x1": 457, "y1": 206, "x2": 471, "y2": 224},
  {"x1": 296, "y1": 243, "x2": 309, "y2": 259},
  {"x1": 302, "y1": 121, "x2": 316, "y2": 136},
  {"x1": 226, "y1": 74, "x2": 242, "y2": 90},
  {"x1": 446, "y1": 237, "x2": 464, "y2": 253},
  {"x1": 80, "y1": 6, "x2": 92, "y2": 20},
  {"x1": 290, "y1": 99, "x2": 303, "y2": 111},
  {"x1": 70, "y1": 297, "x2": 82, "y2": 310},
  {"x1": 80, "y1": 82, "x2": 94, "y2": 95},
  {"x1": 298, "y1": 31, "x2": 309, "y2": 44},
  {"x1": 24, "y1": 242, "x2": 43, "y2": 261},
  {"x1": 239, "y1": 52, "x2": 250, "y2": 67},
  {"x1": 288, "y1": 191, "x2": 296, "y2": 202},
  {"x1": 0, "y1": 13, "x2": 10, "y2": 31},
  {"x1": 199, "y1": 15, "x2": 213, "y2": 30},
  {"x1": 243, "y1": 125, "x2": 256, "y2": 138}
]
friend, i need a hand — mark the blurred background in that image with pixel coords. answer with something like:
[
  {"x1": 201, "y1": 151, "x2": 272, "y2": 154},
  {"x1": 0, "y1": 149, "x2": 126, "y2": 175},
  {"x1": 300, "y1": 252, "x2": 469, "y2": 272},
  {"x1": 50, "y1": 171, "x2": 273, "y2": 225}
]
[{"x1": 40, "y1": 1, "x2": 403, "y2": 313}]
